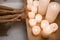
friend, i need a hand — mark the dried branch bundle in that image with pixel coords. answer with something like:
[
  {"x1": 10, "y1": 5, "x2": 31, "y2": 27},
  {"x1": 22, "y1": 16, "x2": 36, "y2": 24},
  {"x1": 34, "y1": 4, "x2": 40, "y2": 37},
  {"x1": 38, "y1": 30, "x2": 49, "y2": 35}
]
[{"x1": 0, "y1": 5, "x2": 24, "y2": 23}]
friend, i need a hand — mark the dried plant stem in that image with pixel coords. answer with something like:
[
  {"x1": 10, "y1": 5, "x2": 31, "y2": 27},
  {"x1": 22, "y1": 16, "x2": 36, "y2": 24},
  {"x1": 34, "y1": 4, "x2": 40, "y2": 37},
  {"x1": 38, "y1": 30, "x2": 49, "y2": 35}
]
[
  {"x1": 0, "y1": 5, "x2": 25, "y2": 23},
  {"x1": 0, "y1": 14, "x2": 20, "y2": 20},
  {"x1": 0, "y1": 5, "x2": 14, "y2": 11},
  {"x1": 0, "y1": 9, "x2": 24, "y2": 15},
  {"x1": 0, "y1": 14, "x2": 23, "y2": 23},
  {"x1": 0, "y1": 19, "x2": 21, "y2": 23}
]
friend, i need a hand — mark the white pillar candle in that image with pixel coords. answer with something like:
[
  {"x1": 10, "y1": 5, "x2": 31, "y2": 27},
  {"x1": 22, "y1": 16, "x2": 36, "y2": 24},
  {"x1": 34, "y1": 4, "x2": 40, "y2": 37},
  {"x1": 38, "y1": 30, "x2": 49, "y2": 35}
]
[
  {"x1": 35, "y1": 14, "x2": 42, "y2": 22},
  {"x1": 50, "y1": 23, "x2": 58, "y2": 32},
  {"x1": 28, "y1": 12, "x2": 35, "y2": 19},
  {"x1": 27, "y1": 0, "x2": 33, "y2": 10},
  {"x1": 45, "y1": 2, "x2": 60, "y2": 23},
  {"x1": 27, "y1": 4, "x2": 32, "y2": 10},
  {"x1": 41, "y1": 20, "x2": 49, "y2": 29},
  {"x1": 38, "y1": 0, "x2": 50, "y2": 15},
  {"x1": 42, "y1": 26, "x2": 53, "y2": 38},
  {"x1": 32, "y1": 26, "x2": 41, "y2": 36},
  {"x1": 41, "y1": 23, "x2": 58, "y2": 38},
  {"x1": 29, "y1": 19, "x2": 37, "y2": 27}
]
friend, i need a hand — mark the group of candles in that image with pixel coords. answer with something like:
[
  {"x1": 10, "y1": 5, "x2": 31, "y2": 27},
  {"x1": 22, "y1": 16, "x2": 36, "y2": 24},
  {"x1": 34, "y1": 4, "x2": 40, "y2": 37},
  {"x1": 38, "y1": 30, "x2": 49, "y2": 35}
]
[{"x1": 27, "y1": 0, "x2": 60, "y2": 38}]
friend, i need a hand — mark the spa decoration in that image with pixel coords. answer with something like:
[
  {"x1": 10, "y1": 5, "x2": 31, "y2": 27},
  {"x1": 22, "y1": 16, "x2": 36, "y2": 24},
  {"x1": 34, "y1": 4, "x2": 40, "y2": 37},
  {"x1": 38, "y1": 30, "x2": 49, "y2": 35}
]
[
  {"x1": 32, "y1": 26, "x2": 41, "y2": 36},
  {"x1": 0, "y1": 0, "x2": 59, "y2": 40},
  {"x1": 28, "y1": 12, "x2": 35, "y2": 19},
  {"x1": 38, "y1": 0, "x2": 50, "y2": 15},
  {"x1": 49, "y1": 23, "x2": 58, "y2": 32},
  {"x1": 26, "y1": 0, "x2": 60, "y2": 38},
  {"x1": 0, "y1": 5, "x2": 24, "y2": 23},
  {"x1": 41, "y1": 20, "x2": 58, "y2": 37},
  {"x1": 33, "y1": 0, "x2": 39, "y2": 7},
  {"x1": 27, "y1": 0, "x2": 33, "y2": 10},
  {"x1": 45, "y1": 2, "x2": 60, "y2": 23},
  {"x1": 29, "y1": 19, "x2": 37, "y2": 27},
  {"x1": 41, "y1": 20, "x2": 49, "y2": 29},
  {"x1": 41, "y1": 22, "x2": 58, "y2": 38},
  {"x1": 35, "y1": 14, "x2": 42, "y2": 22}
]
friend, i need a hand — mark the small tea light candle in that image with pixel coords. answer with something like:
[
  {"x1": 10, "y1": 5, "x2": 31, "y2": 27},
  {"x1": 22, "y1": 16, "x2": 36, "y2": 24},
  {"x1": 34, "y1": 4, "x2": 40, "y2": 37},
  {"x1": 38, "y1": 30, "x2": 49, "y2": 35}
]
[
  {"x1": 35, "y1": 14, "x2": 42, "y2": 22},
  {"x1": 31, "y1": 6, "x2": 37, "y2": 13},
  {"x1": 28, "y1": 12, "x2": 35, "y2": 19},
  {"x1": 32, "y1": 26, "x2": 41, "y2": 36},
  {"x1": 50, "y1": 23, "x2": 58, "y2": 32},
  {"x1": 33, "y1": 0, "x2": 39, "y2": 7},
  {"x1": 41, "y1": 20, "x2": 49, "y2": 29},
  {"x1": 29, "y1": 19, "x2": 37, "y2": 27}
]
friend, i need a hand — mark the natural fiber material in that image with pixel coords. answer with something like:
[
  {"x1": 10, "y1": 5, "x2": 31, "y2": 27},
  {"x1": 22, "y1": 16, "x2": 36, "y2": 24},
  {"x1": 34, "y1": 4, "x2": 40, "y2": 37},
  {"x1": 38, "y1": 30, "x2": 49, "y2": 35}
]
[{"x1": 0, "y1": 5, "x2": 24, "y2": 23}]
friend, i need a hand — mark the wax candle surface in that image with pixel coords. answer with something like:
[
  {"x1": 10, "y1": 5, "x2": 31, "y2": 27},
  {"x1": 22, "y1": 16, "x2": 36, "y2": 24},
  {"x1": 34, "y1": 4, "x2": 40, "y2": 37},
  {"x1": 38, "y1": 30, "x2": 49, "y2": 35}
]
[
  {"x1": 38, "y1": 0, "x2": 50, "y2": 15},
  {"x1": 27, "y1": 0, "x2": 33, "y2": 5},
  {"x1": 33, "y1": 0, "x2": 39, "y2": 7},
  {"x1": 27, "y1": 4, "x2": 32, "y2": 10},
  {"x1": 41, "y1": 20, "x2": 49, "y2": 29},
  {"x1": 27, "y1": 0, "x2": 33, "y2": 10},
  {"x1": 45, "y1": 2, "x2": 60, "y2": 23},
  {"x1": 28, "y1": 12, "x2": 35, "y2": 19},
  {"x1": 29, "y1": 19, "x2": 37, "y2": 27},
  {"x1": 32, "y1": 26, "x2": 41, "y2": 35},
  {"x1": 35, "y1": 14, "x2": 42, "y2": 22},
  {"x1": 31, "y1": 6, "x2": 37, "y2": 13},
  {"x1": 50, "y1": 23, "x2": 58, "y2": 32},
  {"x1": 42, "y1": 26, "x2": 53, "y2": 37},
  {"x1": 42, "y1": 23, "x2": 58, "y2": 38}
]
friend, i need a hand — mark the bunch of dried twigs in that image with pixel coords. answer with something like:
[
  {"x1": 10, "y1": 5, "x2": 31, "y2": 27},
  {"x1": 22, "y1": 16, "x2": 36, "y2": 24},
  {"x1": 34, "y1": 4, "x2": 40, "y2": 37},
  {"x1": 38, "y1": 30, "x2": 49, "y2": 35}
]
[{"x1": 0, "y1": 5, "x2": 25, "y2": 23}]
